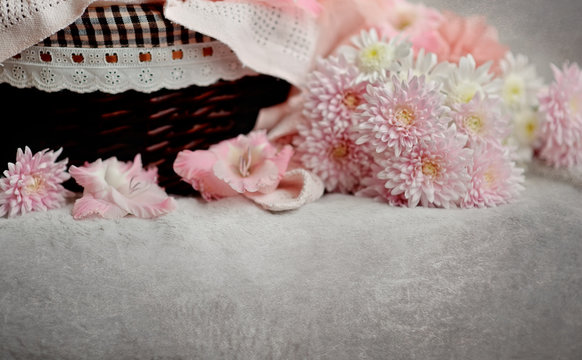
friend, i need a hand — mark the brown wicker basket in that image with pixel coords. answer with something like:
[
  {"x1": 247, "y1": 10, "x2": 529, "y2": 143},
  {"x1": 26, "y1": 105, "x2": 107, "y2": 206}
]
[{"x1": 0, "y1": 76, "x2": 291, "y2": 194}]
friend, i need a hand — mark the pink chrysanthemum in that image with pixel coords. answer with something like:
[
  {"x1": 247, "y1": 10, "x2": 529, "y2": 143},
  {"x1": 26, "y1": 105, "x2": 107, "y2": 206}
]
[
  {"x1": 355, "y1": 161, "x2": 407, "y2": 206},
  {"x1": 452, "y1": 94, "x2": 510, "y2": 147},
  {"x1": 357, "y1": 74, "x2": 449, "y2": 157},
  {"x1": 537, "y1": 62, "x2": 582, "y2": 168},
  {"x1": 293, "y1": 115, "x2": 374, "y2": 194},
  {"x1": 378, "y1": 126, "x2": 472, "y2": 208},
  {"x1": 303, "y1": 55, "x2": 367, "y2": 123},
  {"x1": 0, "y1": 147, "x2": 71, "y2": 218},
  {"x1": 461, "y1": 144, "x2": 524, "y2": 208}
]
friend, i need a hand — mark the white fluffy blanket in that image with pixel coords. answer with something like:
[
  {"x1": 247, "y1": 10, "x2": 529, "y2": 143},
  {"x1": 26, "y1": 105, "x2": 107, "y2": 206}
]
[{"x1": 1, "y1": 173, "x2": 581, "y2": 359}]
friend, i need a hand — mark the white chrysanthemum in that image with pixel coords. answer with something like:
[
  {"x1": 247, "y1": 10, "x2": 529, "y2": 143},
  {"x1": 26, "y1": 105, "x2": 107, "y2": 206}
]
[
  {"x1": 504, "y1": 108, "x2": 543, "y2": 164},
  {"x1": 443, "y1": 55, "x2": 502, "y2": 105},
  {"x1": 337, "y1": 28, "x2": 411, "y2": 82},
  {"x1": 512, "y1": 108, "x2": 542, "y2": 147},
  {"x1": 396, "y1": 48, "x2": 452, "y2": 84},
  {"x1": 500, "y1": 53, "x2": 545, "y2": 109}
]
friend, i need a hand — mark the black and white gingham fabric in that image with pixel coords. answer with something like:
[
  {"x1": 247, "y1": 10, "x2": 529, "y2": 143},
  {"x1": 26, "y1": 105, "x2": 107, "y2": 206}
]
[{"x1": 41, "y1": 4, "x2": 214, "y2": 48}]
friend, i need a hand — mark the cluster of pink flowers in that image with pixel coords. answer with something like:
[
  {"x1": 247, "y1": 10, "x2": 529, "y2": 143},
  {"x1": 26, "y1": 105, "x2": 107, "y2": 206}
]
[
  {"x1": 2, "y1": 0, "x2": 581, "y2": 217},
  {"x1": 0, "y1": 148, "x2": 176, "y2": 219},
  {"x1": 292, "y1": 0, "x2": 531, "y2": 209}
]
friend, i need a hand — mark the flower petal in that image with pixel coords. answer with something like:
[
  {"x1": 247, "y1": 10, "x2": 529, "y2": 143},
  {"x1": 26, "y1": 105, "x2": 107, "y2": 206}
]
[
  {"x1": 245, "y1": 169, "x2": 324, "y2": 211},
  {"x1": 72, "y1": 193, "x2": 128, "y2": 220},
  {"x1": 174, "y1": 149, "x2": 238, "y2": 200}
]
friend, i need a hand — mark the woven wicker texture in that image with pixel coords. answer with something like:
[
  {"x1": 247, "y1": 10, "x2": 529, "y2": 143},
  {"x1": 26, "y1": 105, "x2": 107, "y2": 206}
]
[{"x1": 0, "y1": 75, "x2": 291, "y2": 194}]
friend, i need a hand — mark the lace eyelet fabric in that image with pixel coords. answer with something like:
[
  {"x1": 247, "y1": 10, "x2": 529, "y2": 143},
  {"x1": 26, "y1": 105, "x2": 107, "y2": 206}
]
[
  {"x1": 0, "y1": 4, "x2": 259, "y2": 93},
  {"x1": 0, "y1": 41, "x2": 257, "y2": 93}
]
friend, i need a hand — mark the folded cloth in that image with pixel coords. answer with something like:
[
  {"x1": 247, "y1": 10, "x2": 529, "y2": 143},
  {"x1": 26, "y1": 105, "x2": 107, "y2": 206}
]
[
  {"x1": 0, "y1": 4, "x2": 258, "y2": 93},
  {"x1": 0, "y1": 0, "x2": 385, "y2": 87},
  {"x1": 39, "y1": 4, "x2": 210, "y2": 49},
  {"x1": 0, "y1": 0, "x2": 159, "y2": 64}
]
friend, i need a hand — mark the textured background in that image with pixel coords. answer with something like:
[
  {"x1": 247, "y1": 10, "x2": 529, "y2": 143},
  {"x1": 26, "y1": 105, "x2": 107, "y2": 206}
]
[
  {"x1": 1, "y1": 1, "x2": 582, "y2": 359},
  {"x1": 419, "y1": 0, "x2": 582, "y2": 80}
]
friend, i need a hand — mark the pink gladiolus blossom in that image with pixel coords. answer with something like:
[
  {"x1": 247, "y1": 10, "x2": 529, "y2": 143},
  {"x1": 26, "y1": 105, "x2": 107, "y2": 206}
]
[
  {"x1": 69, "y1": 154, "x2": 176, "y2": 219},
  {"x1": 0, "y1": 147, "x2": 72, "y2": 218},
  {"x1": 537, "y1": 62, "x2": 582, "y2": 168},
  {"x1": 462, "y1": 144, "x2": 524, "y2": 208},
  {"x1": 173, "y1": 131, "x2": 294, "y2": 200},
  {"x1": 432, "y1": 11, "x2": 508, "y2": 70}
]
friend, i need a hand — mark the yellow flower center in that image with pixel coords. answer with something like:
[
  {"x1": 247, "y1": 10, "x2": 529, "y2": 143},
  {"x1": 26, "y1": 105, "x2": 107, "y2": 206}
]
[
  {"x1": 342, "y1": 91, "x2": 361, "y2": 110},
  {"x1": 569, "y1": 94, "x2": 582, "y2": 115},
  {"x1": 525, "y1": 121, "x2": 537, "y2": 138},
  {"x1": 358, "y1": 43, "x2": 390, "y2": 72},
  {"x1": 483, "y1": 167, "x2": 496, "y2": 188},
  {"x1": 395, "y1": 107, "x2": 415, "y2": 126},
  {"x1": 464, "y1": 115, "x2": 484, "y2": 134},
  {"x1": 24, "y1": 174, "x2": 44, "y2": 194},
  {"x1": 503, "y1": 74, "x2": 525, "y2": 105},
  {"x1": 331, "y1": 144, "x2": 348, "y2": 159},
  {"x1": 514, "y1": 110, "x2": 540, "y2": 145},
  {"x1": 395, "y1": 12, "x2": 416, "y2": 31},
  {"x1": 422, "y1": 160, "x2": 440, "y2": 179},
  {"x1": 456, "y1": 82, "x2": 480, "y2": 103}
]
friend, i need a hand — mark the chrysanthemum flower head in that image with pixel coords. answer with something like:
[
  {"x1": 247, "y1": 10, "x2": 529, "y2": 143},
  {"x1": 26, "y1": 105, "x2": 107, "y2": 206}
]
[
  {"x1": 355, "y1": 161, "x2": 407, "y2": 206},
  {"x1": 461, "y1": 143, "x2": 525, "y2": 208},
  {"x1": 293, "y1": 114, "x2": 373, "y2": 194},
  {"x1": 452, "y1": 94, "x2": 510, "y2": 146},
  {"x1": 443, "y1": 54, "x2": 502, "y2": 105},
  {"x1": 396, "y1": 48, "x2": 452, "y2": 84},
  {"x1": 512, "y1": 108, "x2": 542, "y2": 148},
  {"x1": 357, "y1": 74, "x2": 450, "y2": 157},
  {"x1": 303, "y1": 55, "x2": 367, "y2": 122},
  {"x1": 378, "y1": 126, "x2": 472, "y2": 208},
  {"x1": 500, "y1": 52, "x2": 545, "y2": 109},
  {"x1": 0, "y1": 147, "x2": 72, "y2": 218},
  {"x1": 537, "y1": 61, "x2": 582, "y2": 168},
  {"x1": 337, "y1": 28, "x2": 411, "y2": 82},
  {"x1": 504, "y1": 108, "x2": 543, "y2": 164}
]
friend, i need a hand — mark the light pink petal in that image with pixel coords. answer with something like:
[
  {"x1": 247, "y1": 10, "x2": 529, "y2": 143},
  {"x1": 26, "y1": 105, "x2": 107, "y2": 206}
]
[
  {"x1": 272, "y1": 145, "x2": 294, "y2": 177},
  {"x1": 246, "y1": 169, "x2": 324, "y2": 211},
  {"x1": 173, "y1": 150, "x2": 216, "y2": 181},
  {"x1": 110, "y1": 187, "x2": 176, "y2": 219},
  {"x1": 174, "y1": 150, "x2": 238, "y2": 200},
  {"x1": 72, "y1": 193, "x2": 128, "y2": 220},
  {"x1": 242, "y1": 160, "x2": 281, "y2": 193},
  {"x1": 69, "y1": 160, "x2": 107, "y2": 193},
  {"x1": 213, "y1": 159, "x2": 245, "y2": 193}
]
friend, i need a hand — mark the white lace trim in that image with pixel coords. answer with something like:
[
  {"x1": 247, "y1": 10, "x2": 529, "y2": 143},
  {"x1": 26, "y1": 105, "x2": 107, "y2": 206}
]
[{"x1": 0, "y1": 41, "x2": 258, "y2": 93}]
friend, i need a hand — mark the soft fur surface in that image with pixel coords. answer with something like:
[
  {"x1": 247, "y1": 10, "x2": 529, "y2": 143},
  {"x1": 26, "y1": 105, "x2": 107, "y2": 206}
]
[{"x1": 1, "y1": 174, "x2": 581, "y2": 359}]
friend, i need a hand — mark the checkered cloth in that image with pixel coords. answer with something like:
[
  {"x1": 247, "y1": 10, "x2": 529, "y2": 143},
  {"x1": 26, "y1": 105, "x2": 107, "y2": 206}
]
[{"x1": 40, "y1": 4, "x2": 214, "y2": 48}]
